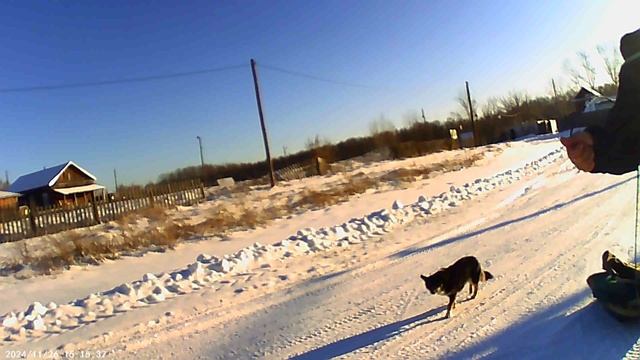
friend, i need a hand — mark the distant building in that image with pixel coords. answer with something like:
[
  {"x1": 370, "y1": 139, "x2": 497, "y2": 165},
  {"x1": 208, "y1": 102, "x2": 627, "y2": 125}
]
[
  {"x1": 9, "y1": 161, "x2": 105, "y2": 207},
  {"x1": 572, "y1": 86, "x2": 615, "y2": 113},
  {"x1": 572, "y1": 87, "x2": 602, "y2": 112},
  {"x1": 583, "y1": 96, "x2": 615, "y2": 113},
  {"x1": 558, "y1": 87, "x2": 615, "y2": 132},
  {"x1": 0, "y1": 191, "x2": 20, "y2": 209},
  {"x1": 458, "y1": 131, "x2": 475, "y2": 148}
]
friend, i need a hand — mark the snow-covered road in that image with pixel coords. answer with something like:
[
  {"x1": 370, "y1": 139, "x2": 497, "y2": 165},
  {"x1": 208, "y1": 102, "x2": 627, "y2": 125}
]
[
  {"x1": 65, "y1": 144, "x2": 640, "y2": 359},
  {"x1": 4, "y1": 137, "x2": 640, "y2": 359}
]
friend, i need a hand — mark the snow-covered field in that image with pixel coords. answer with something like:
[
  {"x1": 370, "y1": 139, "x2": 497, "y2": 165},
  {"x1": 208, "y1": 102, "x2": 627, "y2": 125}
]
[{"x1": 3, "y1": 134, "x2": 640, "y2": 359}]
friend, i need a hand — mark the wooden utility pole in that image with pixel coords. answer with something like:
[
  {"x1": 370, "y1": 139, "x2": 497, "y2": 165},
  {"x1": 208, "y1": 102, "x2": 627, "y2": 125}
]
[
  {"x1": 465, "y1": 81, "x2": 477, "y2": 147},
  {"x1": 196, "y1": 136, "x2": 205, "y2": 184},
  {"x1": 552, "y1": 78, "x2": 569, "y2": 134},
  {"x1": 421, "y1": 108, "x2": 427, "y2": 124},
  {"x1": 250, "y1": 59, "x2": 276, "y2": 187},
  {"x1": 552, "y1": 78, "x2": 561, "y2": 117},
  {"x1": 113, "y1": 168, "x2": 119, "y2": 193}
]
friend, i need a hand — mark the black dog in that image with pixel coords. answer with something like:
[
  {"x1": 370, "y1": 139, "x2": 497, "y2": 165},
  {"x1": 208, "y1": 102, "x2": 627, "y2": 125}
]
[{"x1": 420, "y1": 256, "x2": 494, "y2": 318}]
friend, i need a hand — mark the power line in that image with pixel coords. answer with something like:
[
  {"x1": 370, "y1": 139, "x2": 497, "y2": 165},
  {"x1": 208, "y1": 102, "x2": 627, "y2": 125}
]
[
  {"x1": 259, "y1": 63, "x2": 375, "y2": 89},
  {"x1": 0, "y1": 64, "x2": 245, "y2": 93}
]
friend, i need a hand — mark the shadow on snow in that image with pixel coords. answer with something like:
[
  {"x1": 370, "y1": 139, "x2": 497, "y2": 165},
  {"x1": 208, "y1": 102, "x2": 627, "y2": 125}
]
[
  {"x1": 448, "y1": 289, "x2": 640, "y2": 359},
  {"x1": 294, "y1": 290, "x2": 640, "y2": 359},
  {"x1": 290, "y1": 306, "x2": 447, "y2": 359},
  {"x1": 389, "y1": 176, "x2": 634, "y2": 260}
]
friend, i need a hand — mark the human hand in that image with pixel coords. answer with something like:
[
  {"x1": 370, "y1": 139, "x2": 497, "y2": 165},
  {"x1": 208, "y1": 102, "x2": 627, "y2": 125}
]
[{"x1": 560, "y1": 132, "x2": 595, "y2": 172}]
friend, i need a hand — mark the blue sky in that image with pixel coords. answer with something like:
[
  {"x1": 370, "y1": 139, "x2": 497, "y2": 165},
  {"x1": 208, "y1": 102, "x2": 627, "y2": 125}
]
[{"x1": 0, "y1": 0, "x2": 638, "y2": 189}]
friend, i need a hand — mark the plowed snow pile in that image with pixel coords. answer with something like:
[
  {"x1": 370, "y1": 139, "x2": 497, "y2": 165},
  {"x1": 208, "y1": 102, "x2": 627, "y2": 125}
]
[{"x1": 3, "y1": 134, "x2": 639, "y2": 359}]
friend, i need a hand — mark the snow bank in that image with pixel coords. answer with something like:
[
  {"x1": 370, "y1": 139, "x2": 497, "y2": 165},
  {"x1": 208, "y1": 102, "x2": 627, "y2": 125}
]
[{"x1": 0, "y1": 147, "x2": 563, "y2": 342}]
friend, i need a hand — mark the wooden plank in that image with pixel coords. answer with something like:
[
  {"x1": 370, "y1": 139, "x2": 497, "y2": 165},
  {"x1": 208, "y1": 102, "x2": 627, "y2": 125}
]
[
  {"x1": 90, "y1": 192, "x2": 100, "y2": 225},
  {"x1": 28, "y1": 202, "x2": 38, "y2": 237}
]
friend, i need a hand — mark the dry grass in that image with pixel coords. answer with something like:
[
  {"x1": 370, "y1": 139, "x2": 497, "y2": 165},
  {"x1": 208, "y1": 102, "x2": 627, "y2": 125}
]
[
  {"x1": 7, "y1": 151, "x2": 487, "y2": 277},
  {"x1": 113, "y1": 206, "x2": 168, "y2": 228},
  {"x1": 115, "y1": 213, "x2": 137, "y2": 227},
  {"x1": 294, "y1": 153, "x2": 484, "y2": 210},
  {"x1": 380, "y1": 153, "x2": 484, "y2": 184},
  {"x1": 191, "y1": 205, "x2": 277, "y2": 235},
  {"x1": 293, "y1": 174, "x2": 378, "y2": 209},
  {"x1": 137, "y1": 206, "x2": 168, "y2": 222},
  {"x1": 11, "y1": 219, "x2": 194, "y2": 275}
]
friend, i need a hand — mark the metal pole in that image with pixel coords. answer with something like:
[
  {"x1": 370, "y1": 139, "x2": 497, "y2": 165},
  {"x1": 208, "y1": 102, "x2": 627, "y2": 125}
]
[
  {"x1": 196, "y1": 136, "x2": 205, "y2": 183},
  {"x1": 250, "y1": 58, "x2": 276, "y2": 187},
  {"x1": 465, "y1": 81, "x2": 477, "y2": 146}
]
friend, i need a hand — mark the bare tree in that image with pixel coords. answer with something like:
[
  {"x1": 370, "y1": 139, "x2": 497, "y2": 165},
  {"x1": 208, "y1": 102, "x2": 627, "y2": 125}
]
[
  {"x1": 565, "y1": 51, "x2": 597, "y2": 89},
  {"x1": 369, "y1": 114, "x2": 396, "y2": 135},
  {"x1": 402, "y1": 111, "x2": 421, "y2": 128},
  {"x1": 597, "y1": 44, "x2": 622, "y2": 87},
  {"x1": 446, "y1": 112, "x2": 464, "y2": 129},
  {"x1": 482, "y1": 97, "x2": 501, "y2": 118},
  {"x1": 499, "y1": 91, "x2": 527, "y2": 112},
  {"x1": 563, "y1": 60, "x2": 580, "y2": 89},
  {"x1": 305, "y1": 134, "x2": 329, "y2": 150},
  {"x1": 578, "y1": 51, "x2": 597, "y2": 88},
  {"x1": 456, "y1": 90, "x2": 478, "y2": 120}
]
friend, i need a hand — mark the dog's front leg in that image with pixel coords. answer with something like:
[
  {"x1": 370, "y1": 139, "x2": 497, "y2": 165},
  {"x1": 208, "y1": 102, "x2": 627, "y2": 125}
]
[{"x1": 446, "y1": 294, "x2": 456, "y2": 318}]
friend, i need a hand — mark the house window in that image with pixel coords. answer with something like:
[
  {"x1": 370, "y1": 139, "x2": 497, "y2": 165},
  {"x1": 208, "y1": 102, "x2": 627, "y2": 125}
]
[{"x1": 42, "y1": 192, "x2": 50, "y2": 207}]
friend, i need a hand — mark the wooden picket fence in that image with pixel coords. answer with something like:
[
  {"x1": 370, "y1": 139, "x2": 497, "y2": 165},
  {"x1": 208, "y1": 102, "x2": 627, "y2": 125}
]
[
  {"x1": 0, "y1": 180, "x2": 205, "y2": 243},
  {"x1": 275, "y1": 156, "x2": 328, "y2": 181}
]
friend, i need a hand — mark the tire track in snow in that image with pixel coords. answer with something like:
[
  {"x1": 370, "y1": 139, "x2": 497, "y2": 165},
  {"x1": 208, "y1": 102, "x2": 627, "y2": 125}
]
[
  {"x1": 266, "y1": 158, "x2": 576, "y2": 358},
  {"x1": 375, "y1": 226, "x2": 600, "y2": 359},
  {"x1": 81, "y1": 147, "x2": 573, "y2": 358},
  {"x1": 354, "y1": 171, "x2": 617, "y2": 358}
]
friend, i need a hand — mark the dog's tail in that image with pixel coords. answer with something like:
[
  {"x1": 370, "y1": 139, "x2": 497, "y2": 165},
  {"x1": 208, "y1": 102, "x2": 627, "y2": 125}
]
[{"x1": 482, "y1": 271, "x2": 494, "y2": 281}]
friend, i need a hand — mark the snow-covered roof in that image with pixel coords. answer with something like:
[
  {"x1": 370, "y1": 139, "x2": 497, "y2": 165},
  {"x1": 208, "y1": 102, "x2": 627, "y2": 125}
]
[
  {"x1": 584, "y1": 97, "x2": 616, "y2": 113},
  {"x1": 8, "y1": 161, "x2": 97, "y2": 194},
  {"x1": 53, "y1": 184, "x2": 104, "y2": 195},
  {"x1": 0, "y1": 191, "x2": 20, "y2": 199},
  {"x1": 573, "y1": 87, "x2": 603, "y2": 101}
]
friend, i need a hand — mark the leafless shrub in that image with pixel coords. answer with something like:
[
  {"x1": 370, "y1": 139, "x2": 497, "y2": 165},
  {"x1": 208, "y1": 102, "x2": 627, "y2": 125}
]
[
  {"x1": 293, "y1": 174, "x2": 378, "y2": 209},
  {"x1": 115, "y1": 214, "x2": 137, "y2": 227},
  {"x1": 137, "y1": 206, "x2": 168, "y2": 222},
  {"x1": 381, "y1": 153, "x2": 484, "y2": 184}
]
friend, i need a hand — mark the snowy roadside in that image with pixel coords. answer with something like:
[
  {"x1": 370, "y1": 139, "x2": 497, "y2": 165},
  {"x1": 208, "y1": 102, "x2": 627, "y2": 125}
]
[
  {"x1": 0, "y1": 138, "x2": 559, "y2": 318},
  {"x1": 87, "y1": 146, "x2": 638, "y2": 360},
  {"x1": 0, "y1": 139, "x2": 564, "y2": 351}
]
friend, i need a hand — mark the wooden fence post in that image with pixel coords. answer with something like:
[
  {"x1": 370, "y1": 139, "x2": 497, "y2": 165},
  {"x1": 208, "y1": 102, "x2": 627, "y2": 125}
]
[
  {"x1": 315, "y1": 157, "x2": 322, "y2": 176},
  {"x1": 148, "y1": 187, "x2": 155, "y2": 207},
  {"x1": 28, "y1": 199, "x2": 38, "y2": 237},
  {"x1": 90, "y1": 192, "x2": 101, "y2": 225},
  {"x1": 200, "y1": 180, "x2": 205, "y2": 199}
]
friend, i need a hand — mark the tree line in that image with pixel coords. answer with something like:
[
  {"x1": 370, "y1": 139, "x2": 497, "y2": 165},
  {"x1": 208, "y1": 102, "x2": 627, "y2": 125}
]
[{"x1": 138, "y1": 43, "x2": 623, "y2": 189}]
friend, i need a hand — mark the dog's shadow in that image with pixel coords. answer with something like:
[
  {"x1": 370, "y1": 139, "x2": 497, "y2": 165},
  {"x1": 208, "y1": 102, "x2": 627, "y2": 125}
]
[{"x1": 291, "y1": 306, "x2": 447, "y2": 360}]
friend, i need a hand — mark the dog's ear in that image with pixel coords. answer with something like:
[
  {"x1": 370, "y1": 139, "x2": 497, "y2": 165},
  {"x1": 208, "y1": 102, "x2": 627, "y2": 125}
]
[{"x1": 420, "y1": 274, "x2": 428, "y2": 281}]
